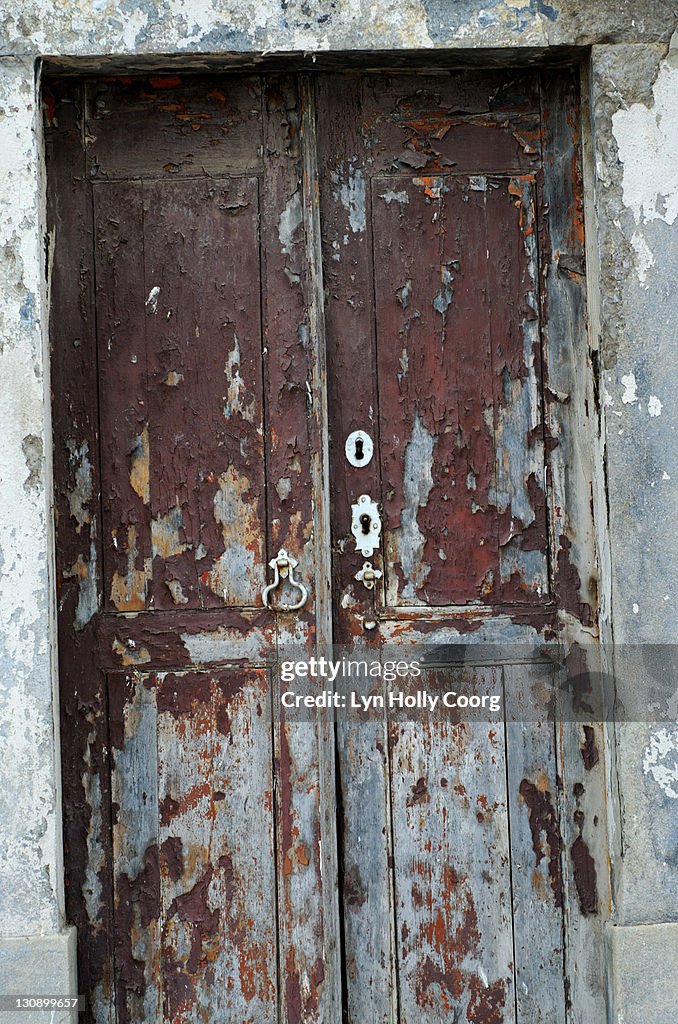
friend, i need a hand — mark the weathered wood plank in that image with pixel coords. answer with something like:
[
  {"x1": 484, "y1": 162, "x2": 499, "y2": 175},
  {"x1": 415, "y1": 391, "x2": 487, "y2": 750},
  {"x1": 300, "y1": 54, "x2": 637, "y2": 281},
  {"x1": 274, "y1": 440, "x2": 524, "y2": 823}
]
[
  {"x1": 389, "y1": 667, "x2": 515, "y2": 1024},
  {"x1": 157, "y1": 669, "x2": 277, "y2": 1023},
  {"x1": 504, "y1": 662, "x2": 567, "y2": 1024},
  {"x1": 315, "y1": 73, "x2": 396, "y2": 1024},
  {"x1": 262, "y1": 75, "x2": 339, "y2": 1023},
  {"x1": 484, "y1": 175, "x2": 549, "y2": 602},
  {"x1": 86, "y1": 76, "x2": 263, "y2": 180},
  {"x1": 539, "y1": 67, "x2": 609, "y2": 1024},
  {"x1": 337, "y1": 715, "x2": 397, "y2": 1024},
  {"x1": 45, "y1": 80, "x2": 116, "y2": 1024},
  {"x1": 109, "y1": 673, "x2": 162, "y2": 1024},
  {"x1": 93, "y1": 181, "x2": 152, "y2": 614}
]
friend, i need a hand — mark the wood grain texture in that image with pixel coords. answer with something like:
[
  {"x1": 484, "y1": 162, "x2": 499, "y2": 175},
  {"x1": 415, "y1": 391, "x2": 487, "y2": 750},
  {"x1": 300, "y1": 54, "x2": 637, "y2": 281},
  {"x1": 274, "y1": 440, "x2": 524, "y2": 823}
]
[{"x1": 390, "y1": 669, "x2": 514, "y2": 1024}]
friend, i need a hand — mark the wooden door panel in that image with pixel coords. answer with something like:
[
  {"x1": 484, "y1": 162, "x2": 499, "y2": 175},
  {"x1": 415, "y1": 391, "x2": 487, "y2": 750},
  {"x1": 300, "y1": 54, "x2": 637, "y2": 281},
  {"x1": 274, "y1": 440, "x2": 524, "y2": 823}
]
[
  {"x1": 371, "y1": 172, "x2": 548, "y2": 607},
  {"x1": 109, "y1": 669, "x2": 277, "y2": 1024},
  {"x1": 94, "y1": 176, "x2": 266, "y2": 613},
  {"x1": 47, "y1": 67, "x2": 605, "y2": 1024},
  {"x1": 389, "y1": 674, "x2": 514, "y2": 1024},
  {"x1": 48, "y1": 73, "x2": 338, "y2": 1024}
]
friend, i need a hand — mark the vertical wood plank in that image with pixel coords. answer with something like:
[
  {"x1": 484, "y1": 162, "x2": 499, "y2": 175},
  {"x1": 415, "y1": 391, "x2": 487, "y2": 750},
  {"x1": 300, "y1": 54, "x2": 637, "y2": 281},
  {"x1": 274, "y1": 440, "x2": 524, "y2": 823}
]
[
  {"x1": 540, "y1": 67, "x2": 609, "y2": 1024},
  {"x1": 390, "y1": 668, "x2": 515, "y2": 1024},
  {"x1": 46, "y1": 80, "x2": 116, "y2": 1024},
  {"x1": 109, "y1": 673, "x2": 162, "y2": 1024},
  {"x1": 93, "y1": 181, "x2": 152, "y2": 614},
  {"x1": 262, "y1": 74, "x2": 339, "y2": 1024},
  {"x1": 157, "y1": 670, "x2": 277, "y2": 1024},
  {"x1": 505, "y1": 663, "x2": 567, "y2": 1024},
  {"x1": 315, "y1": 74, "x2": 396, "y2": 1024}
]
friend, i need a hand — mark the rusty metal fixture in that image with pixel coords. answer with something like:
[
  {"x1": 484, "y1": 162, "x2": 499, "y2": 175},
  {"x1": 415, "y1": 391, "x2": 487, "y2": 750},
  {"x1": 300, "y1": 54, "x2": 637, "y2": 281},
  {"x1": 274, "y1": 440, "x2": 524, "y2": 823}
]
[
  {"x1": 262, "y1": 548, "x2": 308, "y2": 611},
  {"x1": 354, "y1": 560, "x2": 382, "y2": 591}
]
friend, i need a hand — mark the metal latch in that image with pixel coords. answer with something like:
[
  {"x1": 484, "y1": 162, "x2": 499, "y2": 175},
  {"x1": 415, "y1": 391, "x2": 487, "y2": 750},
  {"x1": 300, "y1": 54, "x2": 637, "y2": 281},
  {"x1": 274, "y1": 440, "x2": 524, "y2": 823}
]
[
  {"x1": 262, "y1": 548, "x2": 308, "y2": 612},
  {"x1": 351, "y1": 494, "x2": 382, "y2": 557},
  {"x1": 355, "y1": 561, "x2": 383, "y2": 591}
]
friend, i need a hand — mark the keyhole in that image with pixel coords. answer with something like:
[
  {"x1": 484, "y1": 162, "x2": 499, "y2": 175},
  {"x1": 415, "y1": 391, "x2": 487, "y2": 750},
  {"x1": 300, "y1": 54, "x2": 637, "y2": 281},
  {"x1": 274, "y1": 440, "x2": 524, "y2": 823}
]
[
  {"x1": 354, "y1": 437, "x2": 365, "y2": 462},
  {"x1": 360, "y1": 513, "x2": 372, "y2": 535}
]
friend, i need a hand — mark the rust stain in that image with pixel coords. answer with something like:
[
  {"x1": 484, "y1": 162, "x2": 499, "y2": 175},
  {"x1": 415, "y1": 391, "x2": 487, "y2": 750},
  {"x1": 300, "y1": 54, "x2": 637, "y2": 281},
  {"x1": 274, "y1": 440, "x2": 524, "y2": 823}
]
[
  {"x1": 519, "y1": 778, "x2": 563, "y2": 907},
  {"x1": 580, "y1": 725, "x2": 600, "y2": 770},
  {"x1": 571, "y1": 782, "x2": 598, "y2": 915},
  {"x1": 149, "y1": 75, "x2": 183, "y2": 89}
]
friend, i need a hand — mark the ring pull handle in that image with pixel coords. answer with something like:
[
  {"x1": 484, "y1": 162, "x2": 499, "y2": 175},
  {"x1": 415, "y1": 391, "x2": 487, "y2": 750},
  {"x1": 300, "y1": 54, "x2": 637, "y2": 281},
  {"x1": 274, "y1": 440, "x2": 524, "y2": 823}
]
[{"x1": 262, "y1": 548, "x2": 309, "y2": 612}]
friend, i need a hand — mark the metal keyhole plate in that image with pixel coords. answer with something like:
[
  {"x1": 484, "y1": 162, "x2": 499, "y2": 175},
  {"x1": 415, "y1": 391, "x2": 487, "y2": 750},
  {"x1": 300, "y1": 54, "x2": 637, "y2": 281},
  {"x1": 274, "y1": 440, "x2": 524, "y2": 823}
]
[
  {"x1": 351, "y1": 494, "x2": 381, "y2": 557},
  {"x1": 345, "y1": 429, "x2": 374, "y2": 468}
]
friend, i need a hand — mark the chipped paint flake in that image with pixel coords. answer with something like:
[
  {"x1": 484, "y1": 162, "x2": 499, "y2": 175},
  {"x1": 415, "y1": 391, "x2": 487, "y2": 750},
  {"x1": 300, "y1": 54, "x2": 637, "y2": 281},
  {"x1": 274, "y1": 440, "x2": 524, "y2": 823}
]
[
  {"x1": 145, "y1": 285, "x2": 160, "y2": 313},
  {"x1": 278, "y1": 189, "x2": 302, "y2": 255},
  {"x1": 393, "y1": 412, "x2": 436, "y2": 600},
  {"x1": 224, "y1": 333, "x2": 256, "y2": 422},
  {"x1": 379, "y1": 189, "x2": 409, "y2": 205},
  {"x1": 205, "y1": 466, "x2": 262, "y2": 603},
  {"x1": 66, "y1": 439, "x2": 93, "y2": 532},
  {"x1": 151, "y1": 505, "x2": 187, "y2": 559},
  {"x1": 129, "y1": 425, "x2": 150, "y2": 504},
  {"x1": 110, "y1": 525, "x2": 150, "y2": 611},
  {"x1": 64, "y1": 542, "x2": 99, "y2": 630},
  {"x1": 339, "y1": 166, "x2": 366, "y2": 233},
  {"x1": 630, "y1": 230, "x2": 655, "y2": 286},
  {"x1": 621, "y1": 373, "x2": 638, "y2": 405},
  {"x1": 642, "y1": 726, "x2": 678, "y2": 799},
  {"x1": 648, "y1": 395, "x2": 663, "y2": 417}
]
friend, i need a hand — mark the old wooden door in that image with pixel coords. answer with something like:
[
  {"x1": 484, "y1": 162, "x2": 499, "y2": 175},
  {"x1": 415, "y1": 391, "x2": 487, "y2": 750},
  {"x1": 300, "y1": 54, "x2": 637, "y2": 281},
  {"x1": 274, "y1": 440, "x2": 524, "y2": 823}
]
[
  {"x1": 316, "y1": 70, "x2": 606, "y2": 1024},
  {"x1": 47, "y1": 67, "x2": 607, "y2": 1024}
]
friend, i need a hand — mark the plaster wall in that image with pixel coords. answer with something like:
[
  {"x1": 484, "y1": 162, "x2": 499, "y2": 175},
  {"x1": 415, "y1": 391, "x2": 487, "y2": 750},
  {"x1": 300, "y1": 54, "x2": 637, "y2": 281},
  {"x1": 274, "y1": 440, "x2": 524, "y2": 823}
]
[{"x1": 0, "y1": 3, "x2": 676, "y2": 1022}]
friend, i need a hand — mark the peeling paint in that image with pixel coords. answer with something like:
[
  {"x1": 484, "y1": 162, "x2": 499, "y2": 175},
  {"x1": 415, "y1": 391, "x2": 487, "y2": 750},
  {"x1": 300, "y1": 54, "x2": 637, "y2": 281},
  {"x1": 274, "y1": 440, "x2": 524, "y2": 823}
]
[
  {"x1": 338, "y1": 166, "x2": 366, "y2": 233},
  {"x1": 204, "y1": 466, "x2": 262, "y2": 604},
  {"x1": 151, "y1": 505, "x2": 187, "y2": 560},
  {"x1": 65, "y1": 439, "x2": 93, "y2": 531},
  {"x1": 642, "y1": 726, "x2": 678, "y2": 799},
  {"x1": 393, "y1": 412, "x2": 436, "y2": 601},
  {"x1": 620, "y1": 373, "x2": 638, "y2": 405},
  {"x1": 129, "y1": 425, "x2": 150, "y2": 504},
  {"x1": 278, "y1": 189, "x2": 302, "y2": 255},
  {"x1": 224, "y1": 333, "x2": 256, "y2": 422}
]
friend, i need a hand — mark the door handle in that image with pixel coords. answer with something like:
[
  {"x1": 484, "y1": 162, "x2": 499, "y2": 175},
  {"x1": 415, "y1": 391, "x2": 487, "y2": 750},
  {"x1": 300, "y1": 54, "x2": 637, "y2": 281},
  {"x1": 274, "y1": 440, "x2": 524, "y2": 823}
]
[{"x1": 262, "y1": 548, "x2": 309, "y2": 612}]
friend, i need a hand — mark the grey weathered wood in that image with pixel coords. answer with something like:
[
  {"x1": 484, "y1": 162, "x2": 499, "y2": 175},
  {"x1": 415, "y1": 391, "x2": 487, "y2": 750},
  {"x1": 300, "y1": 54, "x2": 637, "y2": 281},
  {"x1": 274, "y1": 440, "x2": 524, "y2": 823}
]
[
  {"x1": 157, "y1": 670, "x2": 278, "y2": 1023},
  {"x1": 504, "y1": 662, "x2": 567, "y2": 1024},
  {"x1": 539, "y1": 68, "x2": 609, "y2": 1024},
  {"x1": 299, "y1": 72, "x2": 343, "y2": 1024},
  {"x1": 110, "y1": 673, "x2": 162, "y2": 1024},
  {"x1": 390, "y1": 667, "x2": 515, "y2": 1024}
]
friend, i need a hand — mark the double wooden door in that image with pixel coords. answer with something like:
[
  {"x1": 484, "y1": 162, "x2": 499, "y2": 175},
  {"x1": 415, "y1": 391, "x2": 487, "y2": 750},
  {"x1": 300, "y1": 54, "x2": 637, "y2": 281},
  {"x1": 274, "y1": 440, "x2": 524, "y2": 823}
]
[{"x1": 46, "y1": 67, "x2": 606, "y2": 1024}]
